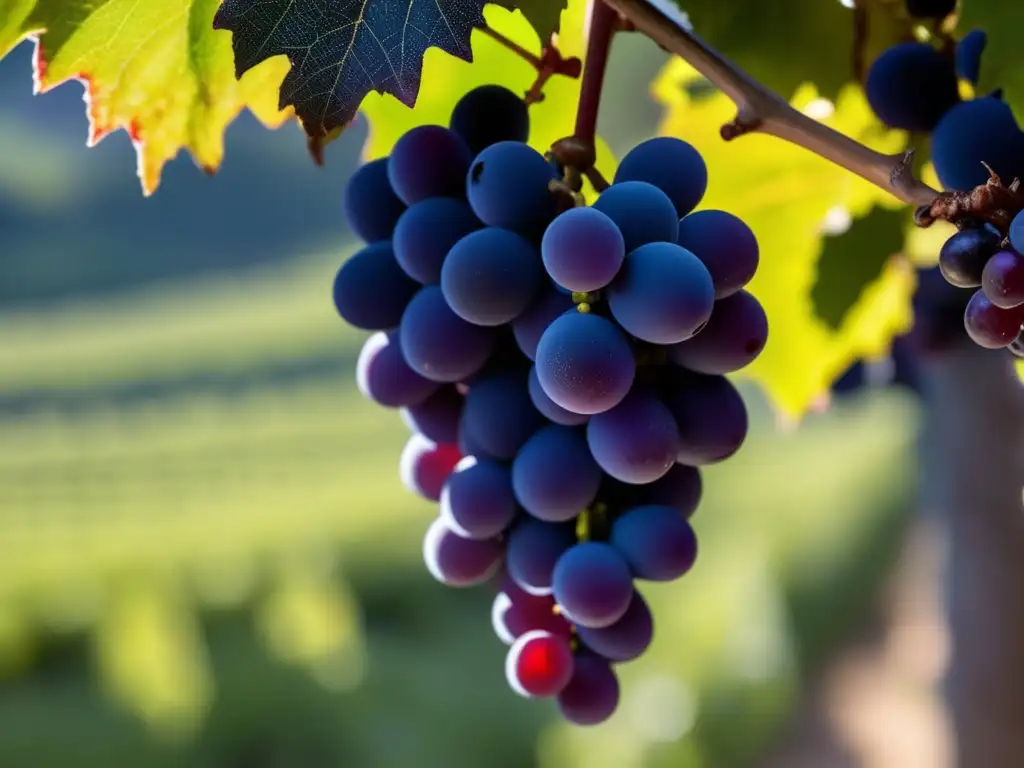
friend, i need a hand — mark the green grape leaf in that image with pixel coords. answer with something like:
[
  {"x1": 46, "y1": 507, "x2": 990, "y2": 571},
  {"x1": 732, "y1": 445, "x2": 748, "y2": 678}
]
[
  {"x1": 653, "y1": 59, "x2": 914, "y2": 417},
  {"x1": 672, "y1": 0, "x2": 907, "y2": 100},
  {"x1": 0, "y1": 0, "x2": 291, "y2": 195},
  {"x1": 812, "y1": 206, "x2": 908, "y2": 330},
  {"x1": 214, "y1": 0, "x2": 562, "y2": 141},
  {"x1": 959, "y1": 0, "x2": 1024, "y2": 125},
  {"x1": 359, "y1": 1, "x2": 617, "y2": 195}
]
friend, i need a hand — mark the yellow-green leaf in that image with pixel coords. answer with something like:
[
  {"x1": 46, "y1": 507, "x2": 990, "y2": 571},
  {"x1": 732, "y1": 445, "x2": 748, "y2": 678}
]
[
  {"x1": 652, "y1": 59, "x2": 915, "y2": 416},
  {"x1": 0, "y1": 0, "x2": 291, "y2": 195},
  {"x1": 959, "y1": 0, "x2": 1024, "y2": 126},
  {"x1": 358, "y1": 0, "x2": 617, "y2": 191}
]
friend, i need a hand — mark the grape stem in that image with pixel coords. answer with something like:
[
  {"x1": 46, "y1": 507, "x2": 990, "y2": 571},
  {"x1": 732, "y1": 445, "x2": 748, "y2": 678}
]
[
  {"x1": 598, "y1": 0, "x2": 941, "y2": 208},
  {"x1": 478, "y1": 26, "x2": 582, "y2": 106}
]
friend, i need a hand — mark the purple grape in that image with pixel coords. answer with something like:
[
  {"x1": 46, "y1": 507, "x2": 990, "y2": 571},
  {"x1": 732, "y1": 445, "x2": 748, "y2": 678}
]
[
  {"x1": 527, "y1": 366, "x2": 589, "y2": 426},
  {"x1": 492, "y1": 579, "x2": 572, "y2": 645},
  {"x1": 982, "y1": 250, "x2": 1024, "y2": 308},
  {"x1": 865, "y1": 42, "x2": 959, "y2": 133},
  {"x1": 512, "y1": 288, "x2": 575, "y2": 361},
  {"x1": 440, "y1": 457, "x2": 519, "y2": 539},
  {"x1": 441, "y1": 228, "x2": 544, "y2": 326},
  {"x1": 575, "y1": 590, "x2": 654, "y2": 662},
  {"x1": 676, "y1": 209, "x2": 759, "y2": 298},
  {"x1": 466, "y1": 141, "x2": 559, "y2": 238},
  {"x1": 535, "y1": 312, "x2": 636, "y2": 415},
  {"x1": 506, "y1": 518, "x2": 577, "y2": 596},
  {"x1": 356, "y1": 331, "x2": 440, "y2": 408},
  {"x1": 333, "y1": 242, "x2": 420, "y2": 330},
  {"x1": 592, "y1": 181, "x2": 680, "y2": 252},
  {"x1": 613, "y1": 137, "x2": 708, "y2": 218},
  {"x1": 399, "y1": 435, "x2": 461, "y2": 502},
  {"x1": 607, "y1": 241, "x2": 715, "y2": 344},
  {"x1": 586, "y1": 390, "x2": 680, "y2": 485},
  {"x1": 449, "y1": 85, "x2": 530, "y2": 156},
  {"x1": 388, "y1": 125, "x2": 472, "y2": 205},
  {"x1": 512, "y1": 425, "x2": 602, "y2": 522},
  {"x1": 422, "y1": 517, "x2": 503, "y2": 587},
  {"x1": 932, "y1": 97, "x2": 1024, "y2": 191},
  {"x1": 399, "y1": 286, "x2": 495, "y2": 382},
  {"x1": 668, "y1": 290, "x2": 769, "y2": 374},
  {"x1": 664, "y1": 371, "x2": 748, "y2": 465},
  {"x1": 401, "y1": 386, "x2": 463, "y2": 444},
  {"x1": 1012, "y1": 210, "x2": 1024, "y2": 256},
  {"x1": 607, "y1": 464, "x2": 702, "y2": 518},
  {"x1": 557, "y1": 652, "x2": 620, "y2": 725},
  {"x1": 552, "y1": 542, "x2": 633, "y2": 629},
  {"x1": 610, "y1": 505, "x2": 698, "y2": 582},
  {"x1": 393, "y1": 198, "x2": 481, "y2": 284},
  {"x1": 964, "y1": 289, "x2": 1024, "y2": 348},
  {"x1": 461, "y1": 369, "x2": 545, "y2": 460},
  {"x1": 938, "y1": 226, "x2": 1001, "y2": 288},
  {"x1": 541, "y1": 207, "x2": 625, "y2": 292},
  {"x1": 343, "y1": 157, "x2": 406, "y2": 243}
]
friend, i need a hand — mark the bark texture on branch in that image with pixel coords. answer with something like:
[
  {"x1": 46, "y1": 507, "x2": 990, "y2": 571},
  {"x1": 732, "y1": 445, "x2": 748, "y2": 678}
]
[{"x1": 919, "y1": 345, "x2": 1024, "y2": 767}]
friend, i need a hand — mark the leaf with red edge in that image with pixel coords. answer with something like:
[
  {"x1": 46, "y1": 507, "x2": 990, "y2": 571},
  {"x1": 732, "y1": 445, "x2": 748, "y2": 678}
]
[{"x1": 0, "y1": 0, "x2": 292, "y2": 195}]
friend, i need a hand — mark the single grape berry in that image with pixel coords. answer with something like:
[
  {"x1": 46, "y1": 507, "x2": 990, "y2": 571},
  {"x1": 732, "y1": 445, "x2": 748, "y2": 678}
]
[
  {"x1": 401, "y1": 386, "x2": 463, "y2": 445},
  {"x1": 466, "y1": 141, "x2": 559, "y2": 238},
  {"x1": 332, "y1": 242, "x2": 420, "y2": 330},
  {"x1": 541, "y1": 206, "x2": 626, "y2": 292},
  {"x1": 422, "y1": 517, "x2": 503, "y2": 587},
  {"x1": 388, "y1": 125, "x2": 473, "y2": 205},
  {"x1": 399, "y1": 434, "x2": 461, "y2": 502},
  {"x1": 552, "y1": 542, "x2": 634, "y2": 629},
  {"x1": 399, "y1": 286, "x2": 495, "y2": 382},
  {"x1": 676, "y1": 209, "x2": 760, "y2": 298},
  {"x1": 440, "y1": 456, "x2": 519, "y2": 540},
  {"x1": 610, "y1": 505, "x2": 699, "y2": 582},
  {"x1": 492, "y1": 582, "x2": 571, "y2": 645},
  {"x1": 557, "y1": 652, "x2": 620, "y2": 725},
  {"x1": 1011, "y1": 210, "x2": 1024, "y2": 256},
  {"x1": 449, "y1": 85, "x2": 530, "y2": 156},
  {"x1": 506, "y1": 518, "x2": 577, "y2": 596},
  {"x1": 955, "y1": 30, "x2": 987, "y2": 86},
  {"x1": 586, "y1": 390, "x2": 680, "y2": 485},
  {"x1": 865, "y1": 42, "x2": 959, "y2": 133},
  {"x1": 356, "y1": 331, "x2": 441, "y2": 408},
  {"x1": 392, "y1": 198, "x2": 481, "y2": 284},
  {"x1": 574, "y1": 591, "x2": 654, "y2": 663},
  {"x1": 505, "y1": 630, "x2": 575, "y2": 698},
  {"x1": 342, "y1": 157, "x2": 407, "y2": 243},
  {"x1": 668, "y1": 290, "x2": 769, "y2": 374},
  {"x1": 591, "y1": 181, "x2": 680, "y2": 252},
  {"x1": 513, "y1": 425, "x2": 602, "y2": 523},
  {"x1": 613, "y1": 136, "x2": 708, "y2": 218},
  {"x1": 932, "y1": 97, "x2": 1024, "y2": 191},
  {"x1": 982, "y1": 250, "x2": 1024, "y2": 309},
  {"x1": 964, "y1": 289, "x2": 1024, "y2": 348},
  {"x1": 938, "y1": 226, "x2": 1002, "y2": 288}
]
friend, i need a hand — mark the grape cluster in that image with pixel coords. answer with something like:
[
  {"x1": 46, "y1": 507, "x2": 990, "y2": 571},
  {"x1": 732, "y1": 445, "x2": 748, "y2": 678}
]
[
  {"x1": 938, "y1": 214, "x2": 1024, "y2": 354},
  {"x1": 334, "y1": 85, "x2": 766, "y2": 725}
]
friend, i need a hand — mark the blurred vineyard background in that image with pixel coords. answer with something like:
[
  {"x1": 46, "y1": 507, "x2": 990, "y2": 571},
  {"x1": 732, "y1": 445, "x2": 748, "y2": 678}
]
[{"x1": 0, "y1": 34, "x2": 939, "y2": 768}]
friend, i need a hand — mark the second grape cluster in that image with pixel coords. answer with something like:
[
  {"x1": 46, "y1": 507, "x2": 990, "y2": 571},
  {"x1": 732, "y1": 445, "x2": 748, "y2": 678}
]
[{"x1": 334, "y1": 85, "x2": 767, "y2": 725}]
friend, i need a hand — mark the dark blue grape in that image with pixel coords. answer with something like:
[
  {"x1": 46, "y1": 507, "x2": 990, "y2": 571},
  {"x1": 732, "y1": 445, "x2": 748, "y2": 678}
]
[
  {"x1": 607, "y1": 463, "x2": 702, "y2": 518},
  {"x1": 333, "y1": 242, "x2": 419, "y2": 330},
  {"x1": 664, "y1": 371, "x2": 748, "y2": 465},
  {"x1": 387, "y1": 125, "x2": 472, "y2": 205},
  {"x1": 535, "y1": 311, "x2": 636, "y2": 415},
  {"x1": 591, "y1": 181, "x2": 679, "y2": 252},
  {"x1": 557, "y1": 651, "x2": 620, "y2": 725},
  {"x1": 552, "y1": 542, "x2": 633, "y2": 629},
  {"x1": 400, "y1": 286, "x2": 495, "y2": 382},
  {"x1": 356, "y1": 331, "x2": 440, "y2": 408},
  {"x1": 527, "y1": 366, "x2": 589, "y2": 426},
  {"x1": 399, "y1": 434, "x2": 461, "y2": 502},
  {"x1": 513, "y1": 425, "x2": 601, "y2": 522},
  {"x1": 343, "y1": 157, "x2": 406, "y2": 243},
  {"x1": 1011, "y1": 210, "x2": 1024, "y2": 257},
  {"x1": 982, "y1": 250, "x2": 1024, "y2": 308},
  {"x1": 964, "y1": 289, "x2": 1024, "y2": 348},
  {"x1": 955, "y1": 30, "x2": 987, "y2": 85},
  {"x1": 541, "y1": 207, "x2": 625, "y2": 292},
  {"x1": 575, "y1": 590, "x2": 654, "y2": 662},
  {"x1": 506, "y1": 518, "x2": 577, "y2": 596},
  {"x1": 611, "y1": 505, "x2": 698, "y2": 582},
  {"x1": 512, "y1": 288, "x2": 575, "y2": 361},
  {"x1": 932, "y1": 97, "x2": 1024, "y2": 191},
  {"x1": 938, "y1": 226, "x2": 1001, "y2": 288},
  {"x1": 401, "y1": 385, "x2": 463, "y2": 445},
  {"x1": 668, "y1": 289, "x2": 768, "y2": 374},
  {"x1": 613, "y1": 136, "x2": 708, "y2": 218},
  {"x1": 586, "y1": 390, "x2": 679, "y2": 485},
  {"x1": 441, "y1": 227, "x2": 543, "y2": 326},
  {"x1": 423, "y1": 517, "x2": 503, "y2": 587},
  {"x1": 461, "y1": 369, "x2": 545, "y2": 460},
  {"x1": 607, "y1": 241, "x2": 715, "y2": 344},
  {"x1": 865, "y1": 42, "x2": 959, "y2": 132},
  {"x1": 393, "y1": 198, "x2": 481, "y2": 284},
  {"x1": 440, "y1": 456, "x2": 519, "y2": 539},
  {"x1": 676, "y1": 209, "x2": 760, "y2": 298},
  {"x1": 467, "y1": 141, "x2": 559, "y2": 237},
  {"x1": 449, "y1": 85, "x2": 530, "y2": 156}
]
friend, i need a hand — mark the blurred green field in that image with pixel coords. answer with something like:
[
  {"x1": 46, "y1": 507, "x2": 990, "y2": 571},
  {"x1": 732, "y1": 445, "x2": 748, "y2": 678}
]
[{"x1": 0, "y1": 246, "x2": 920, "y2": 767}]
